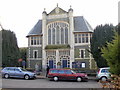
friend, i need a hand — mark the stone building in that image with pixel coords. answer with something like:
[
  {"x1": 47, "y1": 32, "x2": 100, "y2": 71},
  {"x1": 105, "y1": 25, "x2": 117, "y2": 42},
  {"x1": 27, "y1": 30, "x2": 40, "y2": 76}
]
[{"x1": 26, "y1": 5, "x2": 96, "y2": 70}]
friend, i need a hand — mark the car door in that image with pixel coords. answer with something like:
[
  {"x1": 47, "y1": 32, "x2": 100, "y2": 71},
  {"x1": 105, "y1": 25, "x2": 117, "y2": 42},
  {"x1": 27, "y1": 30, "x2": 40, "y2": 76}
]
[
  {"x1": 65, "y1": 70, "x2": 76, "y2": 80},
  {"x1": 8, "y1": 68, "x2": 15, "y2": 77},
  {"x1": 14, "y1": 68, "x2": 24, "y2": 78},
  {"x1": 58, "y1": 70, "x2": 66, "y2": 80}
]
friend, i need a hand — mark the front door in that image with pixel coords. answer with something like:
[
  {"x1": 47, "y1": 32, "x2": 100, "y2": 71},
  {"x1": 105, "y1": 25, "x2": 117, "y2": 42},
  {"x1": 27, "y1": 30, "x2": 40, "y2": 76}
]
[
  {"x1": 49, "y1": 60, "x2": 54, "y2": 69},
  {"x1": 62, "y1": 60, "x2": 67, "y2": 68}
]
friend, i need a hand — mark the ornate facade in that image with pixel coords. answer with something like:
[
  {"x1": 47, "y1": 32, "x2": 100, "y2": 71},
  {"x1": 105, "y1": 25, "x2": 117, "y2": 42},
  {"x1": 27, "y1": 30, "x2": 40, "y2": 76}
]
[{"x1": 26, "y1": 5, "x2": 96, "y2": 70}]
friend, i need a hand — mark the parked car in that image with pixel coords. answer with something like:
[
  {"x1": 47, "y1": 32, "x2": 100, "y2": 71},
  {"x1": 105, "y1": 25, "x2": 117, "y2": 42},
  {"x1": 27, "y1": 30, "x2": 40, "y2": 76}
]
[
  {"x1": 1, "y1": 67, "x2": 36, "y2": 80},
  {"x1": 47, "y1": 69, "x2": 88, "y2": 82},
  {"x1": 96, "y1": 67, "x2": 111, "y2": 81}
]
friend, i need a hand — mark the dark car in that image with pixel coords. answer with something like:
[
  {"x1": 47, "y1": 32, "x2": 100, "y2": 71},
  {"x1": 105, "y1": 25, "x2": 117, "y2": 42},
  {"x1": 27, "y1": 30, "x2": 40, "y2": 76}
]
[
  {"x1": 47, "y1": 69, "x2": 88, "y2": 82},
  {"x1": 1, "y1": 67, "x2": 36, "y2": 80}
]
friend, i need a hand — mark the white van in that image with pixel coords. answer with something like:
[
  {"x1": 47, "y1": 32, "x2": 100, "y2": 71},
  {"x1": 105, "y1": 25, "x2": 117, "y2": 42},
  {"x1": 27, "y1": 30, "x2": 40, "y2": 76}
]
[{"x1": 96, "y1": 67, "x2": 111, "y2": 81}]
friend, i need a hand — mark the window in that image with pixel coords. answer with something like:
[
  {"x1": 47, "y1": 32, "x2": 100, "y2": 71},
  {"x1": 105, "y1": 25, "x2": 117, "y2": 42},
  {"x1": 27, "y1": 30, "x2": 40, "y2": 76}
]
[
  {"x1": 31, "y1": 37, "x2": 34, "y2": 45},
  {"x1": 79, "y1": 49, "x2": 85, "y2": 58},
  {"x1": 8, "y1": 68, "x2": 15, "y2": 71},
  {"x1": 74, "y1": 33, "x2": 90, "y2": 43},
  {"x1": 33, "y1": 50, "x2": 38, "y2": 58},
  {"x1": 50, "y1": 70, "x2": 58, "y2": 73},
  {"x1": 75, "y1": 34, "x2": 77, "y2": 43},
  {"x1": 61, "y1": 28, "x2": 64, "y2": 44},
  {"x1": 82, "y1": 34, "x2": 85, "y2": 43},
  {"x1": 31, "y1": 36, "x2": 41, "y2": 46},
  {"x1": 65, "y1": 27, "x2": 68, "y2": 44},
  {"x1": 58, "y1": 70, "x2": 65, "y2": 74},
  {"x1": 81, "y1": 50, "x2": 84, "y2": 58},
  {"x1": 101, "y1": 69, "x2": 109, "y2": 73},
  {"x1": 15, "y1": 69, "x2": 20, "y2": 71},
  {"x1": 48, "y1": 29, "x2": 51, "y2": 44},
  {"x1": 52, "y1": 28, "x2": 55, "y2": 44},
  {"x1": 56, "y1": 26, "x2": 59, "y2": 44},
  {"x1": 47, "y1": 22, "x2": 69, "y2": 45},
  {"x1": 78, "y1": 34, "x2": 81, "y2": 43},
  {"x1": 65, "y1": 70, "x2": 72, "y2": 74}
]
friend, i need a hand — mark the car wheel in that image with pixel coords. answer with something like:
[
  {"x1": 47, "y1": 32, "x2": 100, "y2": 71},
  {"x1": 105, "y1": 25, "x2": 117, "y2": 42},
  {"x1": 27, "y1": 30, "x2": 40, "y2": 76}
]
[
  {"x1": 24, "y1": 75, "x2": 30, "y2": 80},
  {"x1": 4, "y1": 74, "x2": 9, "y2": 79},
  {"x1": 53, "y1": 76, "x2": 58, "y2": 81},
  {"x1": 77, "y1": 77, "x2": 82, "y2": 82},
  {"x1": 101, "y1": 77, "x2": 107, "y2": 81}
]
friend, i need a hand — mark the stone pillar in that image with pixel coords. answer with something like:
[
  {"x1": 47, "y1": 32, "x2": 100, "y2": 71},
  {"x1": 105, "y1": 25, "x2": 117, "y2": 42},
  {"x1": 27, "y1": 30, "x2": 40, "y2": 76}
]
[
  {"x1": 56, "y1": 50, "x2": 59, "y2": 68},
  {"x1": 68, "y1": 8, "x2": 74, "y2": 69},
  {"x1": 42, "y1": 11, "x2": 47, "y2": 71}
]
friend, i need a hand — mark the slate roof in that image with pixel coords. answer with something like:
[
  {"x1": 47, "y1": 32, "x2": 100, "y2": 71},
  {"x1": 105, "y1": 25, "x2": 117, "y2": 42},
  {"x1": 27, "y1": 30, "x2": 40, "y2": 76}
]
[
  {"x1": 27, "y1": 16, "x2": 93, "y2": 37},
  {"x1": 26, "y1": 20, "x2": 42, "y2": 37},
  {"x1": 74, "y1": 16, "x2": 93, "y2": 32}
]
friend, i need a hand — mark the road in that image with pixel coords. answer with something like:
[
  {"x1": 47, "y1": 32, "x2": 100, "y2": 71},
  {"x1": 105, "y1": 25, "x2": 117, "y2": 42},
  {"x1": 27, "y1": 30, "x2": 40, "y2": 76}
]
[{"x1": 2, "y1": 78, "x2": 102, "y2": 88}]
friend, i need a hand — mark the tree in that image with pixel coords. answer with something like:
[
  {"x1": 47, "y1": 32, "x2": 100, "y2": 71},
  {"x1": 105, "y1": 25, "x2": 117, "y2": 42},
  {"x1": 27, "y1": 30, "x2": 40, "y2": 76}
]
[
  {"x1": 101, "y1": 33, "x2": 120, "y2": 75},
  {"x1": 19, "y1": 47, "x2": 27, "y2": 61},
  {"x1": 1, "y1": 29, "x2": 20, "y2": 67},
  {"x1": 19, "y1": 47, "x2": 27, "y2": 67},
  {"x1": 91, "y1": 24, "x2": 115, "y2": 68}
]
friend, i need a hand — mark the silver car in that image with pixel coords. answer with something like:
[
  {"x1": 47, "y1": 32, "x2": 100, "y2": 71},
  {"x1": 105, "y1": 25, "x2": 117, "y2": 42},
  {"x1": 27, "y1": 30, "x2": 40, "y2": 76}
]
[
  {"x1": 96, "y1": 67, "x2": 111, "y2": 81},
  {"x1": 1, "y1": 67, "x2": 36, "y2": 80}
]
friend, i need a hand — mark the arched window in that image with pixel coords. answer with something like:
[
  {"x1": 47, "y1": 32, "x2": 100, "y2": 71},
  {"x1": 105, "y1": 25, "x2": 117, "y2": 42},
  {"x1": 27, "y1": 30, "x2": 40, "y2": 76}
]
[
  {"x1": 56, "y1": 26, "x2": 59, "y2": 44},
  {"x1": 48, "y1": 28, "x2": 51, "y2": 44},
  {"x1": 61, "y1": 28, "x2": 64, "y2": 44},
  {"x1": 65, "y1": 27, "x2": 68, "y2": 44},
  {"x1": 52, "y1": 28, "x2": 55, "y2": 44},
  {"x1": 33, "y1": 50, "x2": 38, "y2": 58},
  {"x1": 47, "y1": 22, "x2": 69, "y2": 45}
]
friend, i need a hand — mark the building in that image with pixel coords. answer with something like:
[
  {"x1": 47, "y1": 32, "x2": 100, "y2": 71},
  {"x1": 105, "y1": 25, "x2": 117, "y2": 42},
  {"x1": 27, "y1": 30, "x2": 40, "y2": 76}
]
[{"x1": 26, "y1": 5, "x2": 96, "y2": 70}]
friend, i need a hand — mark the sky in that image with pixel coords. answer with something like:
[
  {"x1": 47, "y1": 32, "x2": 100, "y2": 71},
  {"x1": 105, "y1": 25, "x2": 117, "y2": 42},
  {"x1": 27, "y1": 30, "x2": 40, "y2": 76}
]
[{"x1": 0, "y1": 0, "x2": 119, "y2": 47}]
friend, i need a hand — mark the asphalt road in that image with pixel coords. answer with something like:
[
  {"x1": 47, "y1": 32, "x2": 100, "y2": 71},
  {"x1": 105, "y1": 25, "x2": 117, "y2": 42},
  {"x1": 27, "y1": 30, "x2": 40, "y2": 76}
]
[{"x1": 2, "y1": 78, "x2": 102, "y2": 88}]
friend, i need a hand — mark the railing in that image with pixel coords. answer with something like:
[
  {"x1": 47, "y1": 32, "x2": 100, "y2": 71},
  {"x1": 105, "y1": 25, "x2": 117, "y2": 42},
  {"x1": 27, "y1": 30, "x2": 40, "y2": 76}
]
[{"x1": 99, "y1": 75, "x2": 120, "y2": 89}]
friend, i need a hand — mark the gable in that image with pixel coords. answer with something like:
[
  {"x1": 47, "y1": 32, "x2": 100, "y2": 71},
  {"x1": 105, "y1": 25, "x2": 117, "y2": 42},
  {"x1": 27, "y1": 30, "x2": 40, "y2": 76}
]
[{"x1": 48, "y1": 7, "x2": 67, "y2": 15}]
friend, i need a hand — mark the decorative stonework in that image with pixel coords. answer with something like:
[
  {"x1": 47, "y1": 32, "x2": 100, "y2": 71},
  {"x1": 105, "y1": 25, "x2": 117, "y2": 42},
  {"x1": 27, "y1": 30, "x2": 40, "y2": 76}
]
[{"x1": 55, "y1": 7, "x2": 59, "y2": 14}]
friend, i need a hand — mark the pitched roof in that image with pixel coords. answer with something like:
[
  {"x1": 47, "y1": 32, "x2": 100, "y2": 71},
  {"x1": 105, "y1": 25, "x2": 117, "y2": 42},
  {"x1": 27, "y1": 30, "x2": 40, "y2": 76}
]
[
  {"x1": 26, "y1": 20, "x2": 42, "y2": 37},
  {"x1": 48, "y1": 7, "x2": 67, "y2": 15},
  {"x1": 74, "y1": 16, "x2": 93, "y2": 32},
  {"x1": 27, "y1": 16, "x2": 93, "y2": 37}
]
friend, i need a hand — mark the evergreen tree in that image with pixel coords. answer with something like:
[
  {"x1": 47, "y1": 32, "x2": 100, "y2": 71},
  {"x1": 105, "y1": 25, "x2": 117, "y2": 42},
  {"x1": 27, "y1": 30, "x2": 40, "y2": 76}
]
[
  {"x1": 101, "y1": 33, "x2": 120, "y2": 75},
  {"x1": 19, "y1": 47, "x2": 27, "y2": 61},
  {"x1": 91, "y1": 24, "x2": 115, "y2": 68},
  {"x1": 1, "y1": 29, "x2": 20, "y2": 67}
]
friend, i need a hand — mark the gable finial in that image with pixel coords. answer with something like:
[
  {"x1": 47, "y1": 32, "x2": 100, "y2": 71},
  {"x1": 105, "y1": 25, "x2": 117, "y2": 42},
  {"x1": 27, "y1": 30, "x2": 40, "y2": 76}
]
[
  {"x1": 70, "y1": 5, "x2": 72, "y2": 9},
  {"x1": 44, "y1": 8, "x2": 46, "y2": 11},
  {"x1": 57, "y1": 3, "x2": 58, "y2": 7}
]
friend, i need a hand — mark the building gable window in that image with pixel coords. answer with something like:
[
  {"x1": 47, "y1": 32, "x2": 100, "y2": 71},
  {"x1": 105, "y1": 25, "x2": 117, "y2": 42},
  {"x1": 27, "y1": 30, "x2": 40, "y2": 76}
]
[{"x1": 47, "y1": 21, "x2": 69, "y2": 45}]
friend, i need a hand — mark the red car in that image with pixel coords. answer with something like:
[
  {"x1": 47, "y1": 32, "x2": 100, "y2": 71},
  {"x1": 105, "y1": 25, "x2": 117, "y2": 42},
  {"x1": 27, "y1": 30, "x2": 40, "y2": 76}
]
[{"x1": 47, "y1": 69, "x2": 88, "y2": 82}]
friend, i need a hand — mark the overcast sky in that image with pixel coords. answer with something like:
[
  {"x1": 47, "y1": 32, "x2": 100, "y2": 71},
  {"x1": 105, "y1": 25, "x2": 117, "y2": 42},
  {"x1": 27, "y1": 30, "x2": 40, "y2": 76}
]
[{"x1": 0, "y1": 0, "x2": 119, "y2": 47}]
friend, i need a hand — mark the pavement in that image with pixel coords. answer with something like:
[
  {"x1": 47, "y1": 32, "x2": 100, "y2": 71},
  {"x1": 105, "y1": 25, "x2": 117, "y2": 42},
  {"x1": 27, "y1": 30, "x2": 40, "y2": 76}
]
[
  {"x1": 36, "y1": 75, "x2": 46, "y2": 79},
  {"x1": 36, "y1": 75, "x2": 97, "y2": 80}
]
